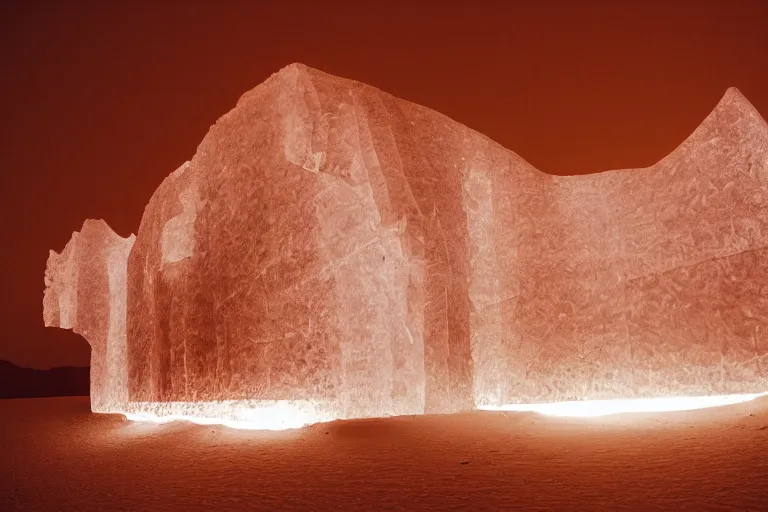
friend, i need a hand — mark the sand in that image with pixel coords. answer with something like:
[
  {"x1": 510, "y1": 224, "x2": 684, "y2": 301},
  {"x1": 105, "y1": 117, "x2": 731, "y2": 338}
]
[{"x1": 1, "y1": 396, "x2": 767, "y2": 511}]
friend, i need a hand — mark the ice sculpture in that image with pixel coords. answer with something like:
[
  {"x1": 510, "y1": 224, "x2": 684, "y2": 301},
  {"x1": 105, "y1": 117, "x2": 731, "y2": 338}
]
[
  {"x1": 43, "y1": 63, "x2": 768, "y2": 425},
  {"x1": 43, "y1": 220, "x2": 135, "y2": 412}
]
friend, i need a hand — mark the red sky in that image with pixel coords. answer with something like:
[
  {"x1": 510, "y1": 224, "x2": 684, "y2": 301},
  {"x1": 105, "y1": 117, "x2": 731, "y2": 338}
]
[{"x1": 1, "y1": 0, "x2": 766, "y2": 369}]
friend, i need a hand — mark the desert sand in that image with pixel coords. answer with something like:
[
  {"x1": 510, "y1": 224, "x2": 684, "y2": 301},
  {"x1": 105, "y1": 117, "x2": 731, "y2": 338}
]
[{"x1": 1, "y1": 397, "x2": 767, "y2": 511}]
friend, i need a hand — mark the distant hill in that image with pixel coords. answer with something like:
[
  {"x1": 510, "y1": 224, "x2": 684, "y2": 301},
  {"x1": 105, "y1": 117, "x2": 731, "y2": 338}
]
[{"x1": 0, "y1": 360, "x2": 89, "y2": 399}]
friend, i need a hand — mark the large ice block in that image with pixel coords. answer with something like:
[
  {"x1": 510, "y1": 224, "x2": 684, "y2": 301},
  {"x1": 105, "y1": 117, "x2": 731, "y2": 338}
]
[{"x1": 43, "y1": 63, "x2": 768, "y2": 424}]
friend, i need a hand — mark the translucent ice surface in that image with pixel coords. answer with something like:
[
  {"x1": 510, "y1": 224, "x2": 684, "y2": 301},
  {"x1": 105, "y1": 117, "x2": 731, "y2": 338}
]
[{"x1": 44, "y1": 63, "x2": 768, "y2": 427}]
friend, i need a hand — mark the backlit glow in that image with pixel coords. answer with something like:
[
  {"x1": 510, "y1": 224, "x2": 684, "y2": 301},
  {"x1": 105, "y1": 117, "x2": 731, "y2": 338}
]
[
  {"x1": 480, "y1": 392, "x2": 768, "y2": 418},
  {"x1": 121, "y1": 392, "x2": 768, "y2": 431},
  {"x1": 122, "y1": 400, "x2": 332, "y2": 430}
]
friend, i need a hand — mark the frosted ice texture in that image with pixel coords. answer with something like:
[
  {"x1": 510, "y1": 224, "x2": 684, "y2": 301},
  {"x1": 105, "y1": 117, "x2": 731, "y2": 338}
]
[
  {"x1": 43, "y1": 220, "x2": 135, "y2": 412},
  {"x1": 43, "y1": 63, "x2": 768, "y2": 421}
]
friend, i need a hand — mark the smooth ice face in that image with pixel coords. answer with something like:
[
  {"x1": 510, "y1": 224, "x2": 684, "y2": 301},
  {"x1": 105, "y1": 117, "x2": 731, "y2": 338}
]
[{"x1": 44, "y1": 63, "x2": 768, "y2": 428}]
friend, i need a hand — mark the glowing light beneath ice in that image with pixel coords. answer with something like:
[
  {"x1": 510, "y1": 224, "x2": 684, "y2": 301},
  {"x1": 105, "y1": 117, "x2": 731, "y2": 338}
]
[
  {"x1": 121, "y1": 393, "x2": 768, "y2": 431},
  {"x1": 123, "y1": 400, "x2": 328, "y2": 430},
  {"x1": 480, "y1": 392, "x2": 768, "y2": 418}
]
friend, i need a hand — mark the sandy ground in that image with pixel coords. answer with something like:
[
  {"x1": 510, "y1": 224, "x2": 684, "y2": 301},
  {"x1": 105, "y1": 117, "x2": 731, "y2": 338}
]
[{"x1": 1, "y1": 397, "x2": 767, "y2": 511}]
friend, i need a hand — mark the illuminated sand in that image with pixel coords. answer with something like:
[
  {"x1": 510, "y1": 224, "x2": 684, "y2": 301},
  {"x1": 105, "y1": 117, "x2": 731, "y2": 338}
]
[
  {"x1": 482, "y1": 391, "x2": 768, "y2": 418},
  {"x1": 43, "y1": 63, "x2": 768, "y2": 425},
  {"x1": 123, "y1": 399, "x2": 336, "y2": 430},
  {"x1": 2, "y1": 396, "x2": 768, "y2": 512},
  {"x1": 124, "y1": 392, "x2": 768, "y2": 429}
]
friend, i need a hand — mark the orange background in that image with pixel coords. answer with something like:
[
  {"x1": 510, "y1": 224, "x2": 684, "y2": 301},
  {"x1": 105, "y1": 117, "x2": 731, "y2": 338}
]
[{"x1": 1, "y1": 0, "x2": 766, "y2": 368}]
